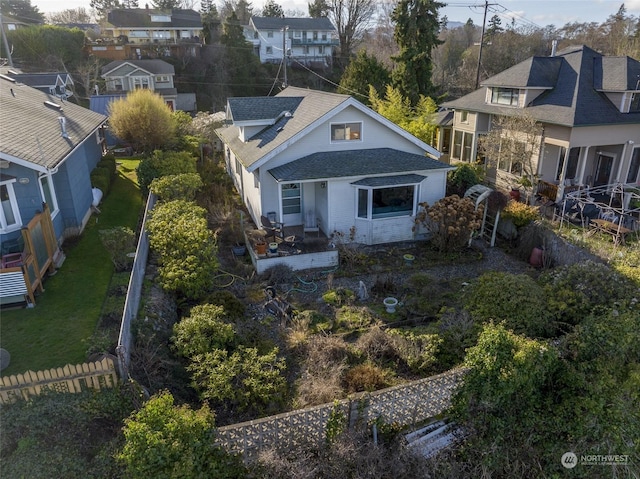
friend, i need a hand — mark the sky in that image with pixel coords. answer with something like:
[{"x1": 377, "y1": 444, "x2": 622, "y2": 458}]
[{"x1": 32, "y1": 0, "x2": 640, "y2": 28}]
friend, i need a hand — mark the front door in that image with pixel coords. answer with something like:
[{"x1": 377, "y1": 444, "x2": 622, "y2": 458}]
[
  {"x1": 281, "y1": 183, "x2": 302, "y2": 226},
  {"x1": 594, "y1": 154, "x2": 614, "y2": 187}
]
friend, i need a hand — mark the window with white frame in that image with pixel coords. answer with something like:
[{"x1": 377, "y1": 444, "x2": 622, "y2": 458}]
[
  {"x1": 156, "y1": 75, "x2": 170, "y2": 83},
  {"x1": 0, "y1": 180, "x2": 21, "y2": 231},
  {"x1": 460, "y1": 110, "x2": 469, "y2": 123},
  {"x1": 630, "y1": 93, "x2": 640, "y2": 113},
  {"x1": 111, "y1": 78, "x2": 124, "y2": 91},
  {"x1": 318, "y1": 45, "x2": 324, "y2": 54},
  {"x1": 266, "y1": 46, "x2": 273, "y2": 54},
  {"x1": 152, "y1": 30, "x2": 170, "y2": 39},
  {"x1": 281, "y1": 183, "x2": 301, "y2": 214},
  {"x1": 556, "y1": 147, "x2": 580, "y2": 181},
  {"x1": 294, "y1": 30, "x2": 301, "y2": 38},
  {"x1": 303, "y1": 45, "x2": 309, "y2": 54},
  {"x1": 491, "y1": 88, "x2": 519, "y2": 106},
  {"x1": 322, "y1": 32, "x2": 327, "y2": 40},
  {"x1": 132, "y1": 77, "x2": 150, "y2": 89},
  {"x1": 627, "y1": 147, "x2": 640, "y2": 183},
  {"x1": 150, "y1": 14, "x2": 171, "y2": 22},
  {"x1": 39, "y1": 175, "x2": 59, "y2": 216},
  {"x1": 331, "y1": 122, "x2": 361, "y2": 141},
  {"x1": 235, "y1": 157, "x2": 242, "y2": 174},
  {"x1": 267, "y1": 31, "x2": 274, "y2": 38},
  {"x1": 452, "y1": 130, "x2": 473, "y2": 161},
  {"x1": 357, "y1": 185, "x2": 416, "y2": 219},
  {"x1": 497, "y1": 138, "x2": 526, "y2": 175}
]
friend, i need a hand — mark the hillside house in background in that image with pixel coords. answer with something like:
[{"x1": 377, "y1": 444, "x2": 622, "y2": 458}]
[
  {"x1": 245, "y1": 17, "x2": 338, "y2": 69},
  {"x1": 86, "y1": 8, "x2": 203, "y2": 61},
  {"x1": 98, "y1": 59, "x2": 197, "y2": 112},
  {"x1": 216, "y1": 87, "x2": 451, "y2": 247},
  {"x1": 442, "y1": 44, "x2": 640, "y2": 202}
]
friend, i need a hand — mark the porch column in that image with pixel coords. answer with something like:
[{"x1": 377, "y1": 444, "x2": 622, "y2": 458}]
[
  {"x1": 577, "y1": 146, "x2": 590, "y2": 187},
  {"x1": 614, "y1": 140, "x2": 634, "y2": 183},
  {"x1": 555, "y1": 147, "x2": 571, "y2": 202}
]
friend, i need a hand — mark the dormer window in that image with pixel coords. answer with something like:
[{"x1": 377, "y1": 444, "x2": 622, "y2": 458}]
[{"x1": 491, "y1": 87, "x2": 519, "y2": 106}]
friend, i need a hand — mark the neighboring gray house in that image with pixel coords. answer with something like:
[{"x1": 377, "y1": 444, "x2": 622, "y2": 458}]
[
  {"x1": 245, "y1": 17, "x2": 338, "y2": 68},
  {"x1": 443, "y1": 44, "x2": 640, "y2": 201},
  {"x1": 216, "y1": 87, "x2": 450, "y2": 247}
]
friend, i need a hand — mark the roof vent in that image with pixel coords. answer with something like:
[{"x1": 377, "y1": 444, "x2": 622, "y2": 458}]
[
  {"x1": 284, "y1": 111, "x2": 292, "y2": 117},
  {"x1": 58, "y1": 116, "x2": 70, "y2": 139},
  {"x1": 45, "y1": 100, "x2": 63, "y2": 110},
  {"x1": 0, "y1": 74, "x2": 16, "y2": 83}
]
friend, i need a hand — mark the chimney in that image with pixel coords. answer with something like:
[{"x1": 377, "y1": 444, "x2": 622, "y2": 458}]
[
  {"x1": 58, "y1": 117, "x2": 70, "y2": 139},
  {"x1": 551, "y1": 40, "x2": 558, "y2": 57}
]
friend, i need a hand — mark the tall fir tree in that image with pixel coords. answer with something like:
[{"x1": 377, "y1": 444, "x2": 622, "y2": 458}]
[
  {"x1": 391, "y1": 0, "x2": 444, "y2": 105},
  {"x1": 262, "y1": 0, "x2": 284, "y2": 17}
]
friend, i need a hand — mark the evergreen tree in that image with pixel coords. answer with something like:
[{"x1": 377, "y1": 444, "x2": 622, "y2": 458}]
[
  {"x1": 262, "y1": 0, "x2": 284, "y2": 17},
  {"x1": 235, "y1": 0, "x2": 253, "y2": 24},
  {"x1": 308, "y1": 0, "x2": 329, "y2": 18},
  {"x1": 201, "y1": 0, "x2": 220, "y2": 43},
  {"x1": 391, "y1": 0, "x2": 444, "y2": 106},
  {"x1": 0, "y1": 0, "x2": 44, "y2": 23},
  {"x1": 338, "y1": 49, "x2": 391, "y2": 106},
  {"x1": 89, "y1": 0, "x2": 121, "y2": 20},
  {"x1": 486, "y1": 14, "x2": 503, "y2": 37},
  {"x1": 152, "y1": 0, "x2": 181, "y2": 9}
]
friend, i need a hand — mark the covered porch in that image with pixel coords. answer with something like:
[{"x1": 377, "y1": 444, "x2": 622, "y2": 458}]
[{"x1": 537, "y1": 139, "x2": 639, "y2": 203}]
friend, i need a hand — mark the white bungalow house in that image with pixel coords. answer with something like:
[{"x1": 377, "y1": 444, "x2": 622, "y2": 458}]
[
  {"x1": 441, "y1": 44, "x2": 640, "y2": 202},
  {"x1": 216, "y1": 87, "x2": 451, "y2": 247}
]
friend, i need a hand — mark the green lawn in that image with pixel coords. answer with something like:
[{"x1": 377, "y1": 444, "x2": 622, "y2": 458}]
[{"x1": 0, "y1": 160, "x2": 142, "y2": 376}]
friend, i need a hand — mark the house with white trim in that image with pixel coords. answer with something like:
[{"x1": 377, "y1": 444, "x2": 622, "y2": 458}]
[
  {"x1": 0, "y1": 73, "x2": 107, "y2": 245},
  {"x1": 245, "y1": 17, "x2": 338, "y2": 68},
  {"x1": 216, "y1": 87, "x2": 451, "y2": 246},
  {"x1": 442, "y1": 44, "x2": 640, "y2": 202}
]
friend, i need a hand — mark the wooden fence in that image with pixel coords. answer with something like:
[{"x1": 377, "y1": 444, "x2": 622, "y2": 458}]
[
  {"x1": 0, "y1": 356, "x2": 118, "y2": 404},
  {"x1": 215, "y1": 368, "x2": 466, "y2": 459}
]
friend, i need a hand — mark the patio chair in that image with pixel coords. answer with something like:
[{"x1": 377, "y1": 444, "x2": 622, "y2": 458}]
[{"x1": 260, "y1": 215, "x2": 284, "y2": 242}]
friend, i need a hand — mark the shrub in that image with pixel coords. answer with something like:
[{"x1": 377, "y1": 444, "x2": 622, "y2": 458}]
[
  {"x1": 150, "y1": 173, "x2": 203, "y2": 202},
  {"x1": 294, "y1": 361, "x2": 347, "y2": 408},
  {"x1": 388, "y1": 329, "x2": 442, "y2": 374},
  {"x1": 188, "y1": 346, "x2": 287, "y2": 414},
  {"x1": 464, "y1": 272, "x2": 555, "y2": 338},
  {"x1": 539, "y1": 260, "x2": 639, "y2": 325},
  {"x1": 335, "y1": 306, "x2": 379, "y2": 331},
  {"x1": 172, "y1": 304, "x2": 235, "y2": 358},
  {"x1": 99, "y1": 226, "x2": 136, "y2": 271},
  {"x1": 91, "y1": 166, "x2": 111, "y2": 194},
  {"x1": 343, "y1": 362, "x2": 389, "y2": 393},
  {"x1": 447, "y1": 163, "x2": 483, "y2": 196},
  {"x1": 137, "y1": 150, "x2": 198, "y2": 194},
  {"x1": 118, "y1": 391, "x2": 245, "y2": 479},
  {"x1": 414, "y1": 195, "x2": 483, "y2": 252},
  {"x1": 355, "y1": 326, "x2": 397, "y2": 363},
  {"x1": 322, "y1": 287, "x2": 355, "y2": 306},
  {"x1": 203, "y1": 290, "x2": 246, "y2": 320},
  {"x1": 501, "y1": 200, "x2": 539, "y2": 227},
  {"x1": 147, "y1": 200, "x2": 218, "y2": 300},
  {"x1": 98, "y1": 155, "x2": 117, "y2": 179}
]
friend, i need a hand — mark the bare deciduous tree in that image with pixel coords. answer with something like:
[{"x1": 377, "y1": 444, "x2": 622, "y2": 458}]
[
  {"x1": 327, "y1": 0, "x2": 376, "y2": 61},
  {"x1": 479, "y1": 111, "x2": 543, "y2": 204}
]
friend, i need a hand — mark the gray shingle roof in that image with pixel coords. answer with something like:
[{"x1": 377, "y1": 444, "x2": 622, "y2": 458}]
[
  {"x1": 106, "y1": 8, "x2": 202, "y2": 28},
  {"x1": 101, "y1": 59, "x2": 175, "y2": 76},
  {"x1": 268, "y1": 148, "x2": 450, "y2": 181},
  {"x1": 227, "y1": 96, "x2": 303, "y2": 122},
  {"x1": 216, "y1": 87, "x2": 351, "y2": 169},
  {"x1": 443, "y1": 45, "x2": 640, "y2": 127},
  {"x1": 7, "y1": 72, "x2": 73, "y2": 88},
  {"x1": 482, "y1": 56, "x2": 563, "y2": 88},
  {"x1": 594, "y1": 56, "x2": 640, "y2": 90},
  {"x1": 251, "y1": 16, "x2": 335, "y2": 31},
  {"x1": 0, "y1": 77, "x2": 107, "y2": 170}
]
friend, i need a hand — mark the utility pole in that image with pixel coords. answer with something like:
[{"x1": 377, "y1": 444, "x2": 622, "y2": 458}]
[
  {"x1": 474, "y1": 0, "x2": 492, "y2": 90},
  {"x1": 282, "y1": 25, "x2": 289, "y2": 88},
  {"x1": 0, "y1": 13, "x2": 14, "y2": 67}
]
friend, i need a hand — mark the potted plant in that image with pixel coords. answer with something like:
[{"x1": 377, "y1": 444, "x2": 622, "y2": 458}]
[{"x1": 231, "y1": 211, "x2": 247, "y2": 256}]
